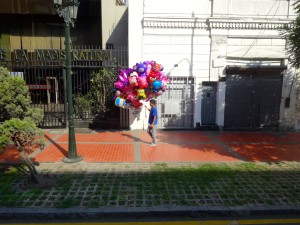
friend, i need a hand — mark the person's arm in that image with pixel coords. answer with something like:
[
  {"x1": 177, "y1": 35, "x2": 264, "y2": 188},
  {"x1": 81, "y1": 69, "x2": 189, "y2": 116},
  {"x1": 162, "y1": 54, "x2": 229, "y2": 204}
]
[
  {"x1": 149, "y1": 115, "x2": 156, "y2": 128},
  {"x1": 145, "y1": 105, "x2": 151, "y2": 112}
]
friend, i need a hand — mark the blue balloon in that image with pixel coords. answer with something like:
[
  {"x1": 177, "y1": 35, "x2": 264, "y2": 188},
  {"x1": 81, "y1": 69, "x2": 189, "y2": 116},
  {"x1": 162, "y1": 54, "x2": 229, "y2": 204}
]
[
  {"x1": 151, "y1": 80, "x2": 162, "y2": 92},
  {"x1": 115, "y1": 97, "x2": 127, "y2": 108}
]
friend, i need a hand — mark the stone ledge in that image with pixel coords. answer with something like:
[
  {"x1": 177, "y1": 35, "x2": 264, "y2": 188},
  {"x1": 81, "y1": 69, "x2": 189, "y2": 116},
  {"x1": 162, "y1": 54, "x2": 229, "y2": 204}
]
[{"x1": 0, "y1": 205, "x2": 299, "y2": 220}]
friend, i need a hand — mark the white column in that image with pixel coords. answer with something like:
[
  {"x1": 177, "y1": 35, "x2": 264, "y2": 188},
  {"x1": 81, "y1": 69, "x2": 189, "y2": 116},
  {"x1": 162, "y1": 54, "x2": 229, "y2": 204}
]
[{"x1": 128, "y1": 0, "x2": 145, "y2": 129}]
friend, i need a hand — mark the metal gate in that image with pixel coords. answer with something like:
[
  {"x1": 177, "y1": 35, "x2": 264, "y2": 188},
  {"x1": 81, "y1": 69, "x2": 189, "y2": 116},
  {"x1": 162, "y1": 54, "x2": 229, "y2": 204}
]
[
  {"x1": 224, "y1": 66, "x2": 283, "y2": 129},
  {"x1": 157, "y1": 77, "x2": 195, "y2": 129},
  {"x1": 1, "y1": 46, "x2": 129, "y2": 128},
  {"x1": 6, "y1": 62, "x2": 66, "y2": 128}
]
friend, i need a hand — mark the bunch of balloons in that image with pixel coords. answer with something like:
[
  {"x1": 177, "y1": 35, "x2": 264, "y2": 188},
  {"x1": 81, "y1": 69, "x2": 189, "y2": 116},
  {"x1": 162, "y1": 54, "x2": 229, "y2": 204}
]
[{"x1": 114, "y1": 60, "x2": 170, "y2": 110}]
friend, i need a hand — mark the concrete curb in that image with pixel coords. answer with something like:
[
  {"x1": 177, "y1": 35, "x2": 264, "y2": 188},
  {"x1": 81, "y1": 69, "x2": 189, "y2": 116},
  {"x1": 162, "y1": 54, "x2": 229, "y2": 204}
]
[{"x1": 0, "y1": 205, "x2": 300, "y2": 220}]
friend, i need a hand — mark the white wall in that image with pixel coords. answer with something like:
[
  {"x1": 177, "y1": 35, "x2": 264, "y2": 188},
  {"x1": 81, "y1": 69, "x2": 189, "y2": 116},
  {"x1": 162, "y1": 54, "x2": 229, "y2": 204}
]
[
  {"x1": 280, "y1": 65, "x2": 298, "y2": 130},
  {"x1": 128, "y1": 0, "x2": 144, "y2": 129},
  {"x1": 128, "y1": 0, "x2": 298, "y2": 130},
  {"x1": 213, "y1": 0, "x2": 296, "y2": 18},
  {"x1": 128, "y1": 0, "x2": 212, "y2": 129},
  {"x1": 142, "y1": 32, "x2": 210, "y2": 78},
  {"x1": 141, "y1": 30, "x2": 211, "y2": 128},
  {"x1": 143, "y1": 0, "x2": 212, "y2": 17},
  {"x1": 128, "y1": 0, "x2": 143, "y2": 67}
]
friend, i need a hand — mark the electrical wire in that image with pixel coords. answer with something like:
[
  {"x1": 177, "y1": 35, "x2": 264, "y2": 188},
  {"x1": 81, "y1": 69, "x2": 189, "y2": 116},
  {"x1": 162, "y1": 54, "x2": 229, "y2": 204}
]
[{"x1": 238, "y1": 0, "x2": 281, "y2": 59}]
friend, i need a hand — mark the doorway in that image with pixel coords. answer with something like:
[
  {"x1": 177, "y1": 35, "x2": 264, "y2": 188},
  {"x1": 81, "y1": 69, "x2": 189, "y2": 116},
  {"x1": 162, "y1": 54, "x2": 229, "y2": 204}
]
[
  {"x1": 201, "y1": 82, "x2": 217, "y2": 125},
  {"x1": 46, "y1": 77, "x2": 59, "y2": 104}
]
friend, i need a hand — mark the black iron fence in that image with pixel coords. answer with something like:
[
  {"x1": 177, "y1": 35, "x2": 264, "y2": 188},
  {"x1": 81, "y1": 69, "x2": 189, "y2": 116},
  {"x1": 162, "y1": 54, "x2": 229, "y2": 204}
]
[{"x1": 0, "y1": 46, "x2": 129, "y2": 129}]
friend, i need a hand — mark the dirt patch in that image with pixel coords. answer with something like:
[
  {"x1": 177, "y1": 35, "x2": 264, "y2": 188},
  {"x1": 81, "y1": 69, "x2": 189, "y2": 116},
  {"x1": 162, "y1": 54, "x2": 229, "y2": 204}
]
[{"x1": 18, "y1": 174, "x2": 57, "y2": 191}]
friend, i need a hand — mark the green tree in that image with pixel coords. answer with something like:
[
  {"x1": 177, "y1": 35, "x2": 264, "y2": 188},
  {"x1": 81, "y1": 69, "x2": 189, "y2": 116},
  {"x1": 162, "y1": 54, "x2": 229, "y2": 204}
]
[
  {"x1": 281, "y1": 0, "x2": 300, "y2": 68},
  {"x1": 0, "y1": 119, "x2": 44, "y2": 182},
  {"x1": 88, "y1": 68, "x2": 117, "y2": 117},
  {"x1": 0, "y1": 67, "x2": 43, "y2": 123},
  {"x1": 0, "y1": 67, "x2": 45, "y2": 183},
  {"x1": 74, "y1": 93, "x2": 92, "y2": 119}
]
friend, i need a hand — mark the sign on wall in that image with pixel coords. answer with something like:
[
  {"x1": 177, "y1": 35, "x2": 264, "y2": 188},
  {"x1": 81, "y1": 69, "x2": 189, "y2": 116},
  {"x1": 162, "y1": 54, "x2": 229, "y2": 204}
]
[{"x1": 0, "y1": 49, "x2": 111, "y2": 62}]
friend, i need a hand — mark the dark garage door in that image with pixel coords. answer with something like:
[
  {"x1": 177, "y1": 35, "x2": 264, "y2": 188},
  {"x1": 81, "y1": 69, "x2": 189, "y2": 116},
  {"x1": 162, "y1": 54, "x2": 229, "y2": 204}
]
[{"x1": 224, "y1": 66, "x2": 284, "y2": 129}]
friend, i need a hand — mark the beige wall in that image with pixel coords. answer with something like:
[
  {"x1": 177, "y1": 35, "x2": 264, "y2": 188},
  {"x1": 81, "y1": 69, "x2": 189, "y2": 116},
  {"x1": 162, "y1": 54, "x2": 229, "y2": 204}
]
[{"x1": 101, "y1": 0, "x2": 128, "y2": 49}]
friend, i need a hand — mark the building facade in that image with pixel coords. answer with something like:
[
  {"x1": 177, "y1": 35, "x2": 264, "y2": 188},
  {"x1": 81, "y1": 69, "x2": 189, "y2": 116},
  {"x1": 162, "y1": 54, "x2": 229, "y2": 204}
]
[
  {"x1": 0, "y1": 0, "x2": 129, "y2": 129},
  {"x1": 128, "y1": 0, "x2": 299, "y2": 131}
]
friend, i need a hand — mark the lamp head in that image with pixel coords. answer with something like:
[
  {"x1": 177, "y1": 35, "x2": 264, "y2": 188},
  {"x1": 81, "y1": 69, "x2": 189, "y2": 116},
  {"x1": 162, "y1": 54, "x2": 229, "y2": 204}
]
[
  {"x1": 53, "y1": 0, "x2": 63, "y2": 7},
  {"x1": 53, "y1": 0, "x2": 80, "y2": 26},
  {"x1": 67, "y1": 0, "x2": 80, "y2": 21}
]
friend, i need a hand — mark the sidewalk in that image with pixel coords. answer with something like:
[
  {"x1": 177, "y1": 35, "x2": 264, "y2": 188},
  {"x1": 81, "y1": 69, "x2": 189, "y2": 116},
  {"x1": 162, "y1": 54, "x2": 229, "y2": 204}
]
[
  {"x1": 0, "y1": 130, "x2": 300, "y2": 219},
  {"x1": 2, "y1": 129, "x2": 300, "y2": 163}
]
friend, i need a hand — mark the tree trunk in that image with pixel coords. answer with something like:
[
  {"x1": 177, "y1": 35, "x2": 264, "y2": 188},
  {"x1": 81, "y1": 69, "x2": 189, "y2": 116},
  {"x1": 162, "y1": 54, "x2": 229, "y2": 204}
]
[{"x1": 19, "y1": 150, "x2": 39, "y2": 183}]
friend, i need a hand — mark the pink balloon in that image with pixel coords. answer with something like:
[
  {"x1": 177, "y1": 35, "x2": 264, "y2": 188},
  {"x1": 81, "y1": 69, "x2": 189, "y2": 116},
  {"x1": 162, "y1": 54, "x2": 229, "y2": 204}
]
[
  {"x1": 128, "y1": 71, "x2": 139, "y2": 87},
  {"x1": 114, "y1": 81, "x2": 125, "y2": 90},
  {"x1": 138, "y1": 76, "x2": 149, "y2": 89},
  {"x1": 113, "y1": 60, "x2": 167, "y2": 110},
  {"x1": 146, "y1": 63, "x2": 152, "y2": 75},
  {"x1": 155, "y1": 90, "x2": 163, "y2": 96},
  {"x1": 145, "y1": 92, "x2": 155, "y2": 102}
]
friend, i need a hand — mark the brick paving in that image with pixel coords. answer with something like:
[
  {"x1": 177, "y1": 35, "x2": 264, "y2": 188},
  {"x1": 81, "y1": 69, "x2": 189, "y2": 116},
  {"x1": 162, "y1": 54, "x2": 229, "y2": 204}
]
[
  {"x1": 35, "y1": 144, "x2": 135, "y2": 163},
  {"x1": 33, "y1": 130, "x2": 300, "y2": 163},
  {"x1": 228, "y1": 143, "x2": 300, "y2": 162},
  {"x1": 1, "y1": 129, "x2": 300, "y2": 212},
  {"x1": 140, "y1": 143, "x2": 239, "y2": 162},
  {"x1": 2, "y1": 130, "x2": 300, "y2": 163}
]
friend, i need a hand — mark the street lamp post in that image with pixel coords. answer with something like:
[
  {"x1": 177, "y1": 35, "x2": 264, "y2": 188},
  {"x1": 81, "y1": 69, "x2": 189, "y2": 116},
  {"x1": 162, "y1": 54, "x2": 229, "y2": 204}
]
[{"x1": 53, "y1": 0, "x2": 82, "y2": 163}]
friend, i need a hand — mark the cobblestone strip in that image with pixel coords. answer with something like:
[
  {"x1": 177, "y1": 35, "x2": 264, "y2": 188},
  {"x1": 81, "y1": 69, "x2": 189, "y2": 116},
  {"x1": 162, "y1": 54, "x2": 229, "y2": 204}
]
[
  {"x1": 133, "y1": 130, "x2": 141, "y2": 162},
  {"x1": 1, "y1": 162, "x2": 298, "y2": 209}
]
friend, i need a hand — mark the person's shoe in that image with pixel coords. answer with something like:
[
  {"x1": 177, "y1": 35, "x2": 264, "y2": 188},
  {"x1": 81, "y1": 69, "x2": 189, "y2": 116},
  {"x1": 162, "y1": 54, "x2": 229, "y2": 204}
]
[{"x1": 149, "y1": 142, "x2": 156, "y2": 146}]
